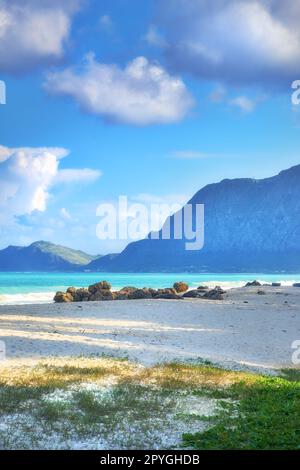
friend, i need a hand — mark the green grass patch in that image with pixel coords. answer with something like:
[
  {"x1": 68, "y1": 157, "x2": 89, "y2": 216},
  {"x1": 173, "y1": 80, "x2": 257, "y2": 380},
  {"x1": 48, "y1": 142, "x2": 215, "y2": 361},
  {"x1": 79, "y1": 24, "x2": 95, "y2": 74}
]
[
  {"x1": 0, "y1": 358, "x2": 299, "y2": 449},
  {"x1": 183, "y1": 373, "x2": 300, "y2": 450}
]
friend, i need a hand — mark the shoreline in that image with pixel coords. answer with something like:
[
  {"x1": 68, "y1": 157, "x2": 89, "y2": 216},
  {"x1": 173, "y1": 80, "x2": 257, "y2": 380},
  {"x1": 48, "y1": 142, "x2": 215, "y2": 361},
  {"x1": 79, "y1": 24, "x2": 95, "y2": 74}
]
[
  {"x1": 2, "y1": 277, "x2": 300, "y2": 305},
  {"x1": 0, "y1": 285, "x2": 299, "y2": 373}
]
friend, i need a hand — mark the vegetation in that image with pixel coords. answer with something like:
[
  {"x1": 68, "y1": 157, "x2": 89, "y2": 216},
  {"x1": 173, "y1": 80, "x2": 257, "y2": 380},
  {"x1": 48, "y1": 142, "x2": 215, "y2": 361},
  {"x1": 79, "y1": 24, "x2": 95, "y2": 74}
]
[
  {"x1": 33, "y1": 241, "x2": 99, "y2": 265},
  {"x1": 183, "y1": 369, "x2": 300, "y2": 450},
  {"x1": 0, "y1": 358, "x2": 299, "y2": 449}
]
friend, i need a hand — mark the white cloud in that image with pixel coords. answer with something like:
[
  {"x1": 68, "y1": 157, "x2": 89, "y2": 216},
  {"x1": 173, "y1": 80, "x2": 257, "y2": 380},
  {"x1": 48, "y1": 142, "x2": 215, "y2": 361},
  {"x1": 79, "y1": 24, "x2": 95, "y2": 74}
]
[
  {"x1": 60, "y1": 207, "x2": 72, "y2": 220},
  {"x1": 229, "y1": 96, "x2": 257, "y2": 113},
  {"x1": 207, "y1": 85, "x2": 265, "y2": 113},
  {"x1": 0, "y1": 145, "x2": 101, "y2": 224},
  {"x1": 0, "y1": 146, "x2": 64, "y2": 219},
  {"x1": 155, "y1": 0, "x2": 300, "y2": 86},
  {"x1": 44, "y1": 54, "x2": 194, "y2": 125},
  {"x1": 144, "y1": 25, "x2": 167, "y2": 48},
  {"x1": 55, "y1": 168, "x2": 102, "y2": 184},
  {"x1": 0, "y1": 0, "x2": 81, "y2": 73}
]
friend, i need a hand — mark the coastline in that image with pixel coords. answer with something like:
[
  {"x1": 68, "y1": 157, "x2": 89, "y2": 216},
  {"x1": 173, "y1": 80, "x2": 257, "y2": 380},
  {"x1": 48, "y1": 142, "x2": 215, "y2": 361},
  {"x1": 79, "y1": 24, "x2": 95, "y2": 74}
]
[
  {"x1": 1, "y1": 272, "x2": 300, "y2": 305},
  {"x1": 1, "y1": 285, "x2": 299, "y2": 373}
]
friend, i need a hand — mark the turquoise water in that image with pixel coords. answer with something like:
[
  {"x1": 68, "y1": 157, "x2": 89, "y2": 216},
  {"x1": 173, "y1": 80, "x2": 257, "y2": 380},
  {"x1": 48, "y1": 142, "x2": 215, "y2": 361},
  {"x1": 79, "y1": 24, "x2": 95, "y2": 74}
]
[{"x1": 0, "y1": 271, "x2": 300, "y2": 304}]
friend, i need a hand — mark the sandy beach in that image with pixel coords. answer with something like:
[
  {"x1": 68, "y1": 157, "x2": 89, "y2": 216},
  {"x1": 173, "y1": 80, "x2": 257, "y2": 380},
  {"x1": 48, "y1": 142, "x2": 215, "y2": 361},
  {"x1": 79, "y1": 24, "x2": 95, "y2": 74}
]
[{"x1": 0, "y1": 285, "x2": 299, "y2": 372}]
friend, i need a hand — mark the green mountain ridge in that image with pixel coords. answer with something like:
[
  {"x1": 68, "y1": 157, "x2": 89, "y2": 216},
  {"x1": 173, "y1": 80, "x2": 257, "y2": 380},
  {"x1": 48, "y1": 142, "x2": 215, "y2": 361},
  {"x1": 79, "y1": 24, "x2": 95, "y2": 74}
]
[
  {"x1": 0, "y1": 241, "x2": 101, "y2": 272},
  {"x1": 31, "y1": 241, "x2": 99, "y2": 266}
]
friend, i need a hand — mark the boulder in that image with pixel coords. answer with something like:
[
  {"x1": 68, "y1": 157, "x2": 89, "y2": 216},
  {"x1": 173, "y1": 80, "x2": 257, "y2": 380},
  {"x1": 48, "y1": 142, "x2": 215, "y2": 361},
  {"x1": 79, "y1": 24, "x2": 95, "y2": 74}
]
[
  {"x1": 73, "y1": 288, "x2": 90, "y2": 302},
  {"x1": 293, "y1": 283, "x2": 300, "y2": 287},
  {"x1": 66, "y1": 287, "x2": 77, "y2": 296},
  {"x1": 272, "y1": 283, "x2": 281, "y2": 287},
  {"x1": 158, "y1": 288, "x2": 176, "y2": 295},
  {"x1": 113, "y1": 292, "x2": 128, "y2": 300},
  {"x1": 120, "y1": 286, "x2": 137, "y2": 293},
  {"x1": 214, "y1": 286, "x2": 226, "y2": 294},
  {"x1": 156, "y1": 293, "x2": 181, "y2": 299},
  {"x1": 53, "y1": 291, "x2": 73, "y2": 303},
  {"x1": 173, "y1": 282, "x2": 189, "y2": 293},
  {"x1": 153, "y1": 288, "x2": 177, "y2": 298},
  {"x1": 128, "y1": 288, "x2": 153, "y2": 300},
  {"x1": 183, "y1": 289, "x2": 203, "y2": 298},
  {"x1": 203, "y1": 287, "x2": 225, "y2": 300},
  {"x1": 257, "y1": 290, "x2": 266, "y2": 295},
  {"x1": 245, "y1": 280, "x2": 261, "y2": 287},
  {"x1": 197, "y1": 286, "x2": 209, "y2": 291},
  {"x1": 148, "y1": 288, "x2": 158, "y2": 297},
  {"x1": 88, "y1": 281, "x2": 111, "y2": 294},
  {"x1": 89, "y1": 289, "x2": 114, "y2": 301}
]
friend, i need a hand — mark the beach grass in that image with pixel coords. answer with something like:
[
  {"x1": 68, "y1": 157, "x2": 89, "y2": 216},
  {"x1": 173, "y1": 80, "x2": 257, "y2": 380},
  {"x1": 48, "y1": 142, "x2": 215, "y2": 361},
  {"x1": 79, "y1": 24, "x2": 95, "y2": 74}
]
[{"x1": 0, "y1": 357, "x2": 299, "y2": 449}]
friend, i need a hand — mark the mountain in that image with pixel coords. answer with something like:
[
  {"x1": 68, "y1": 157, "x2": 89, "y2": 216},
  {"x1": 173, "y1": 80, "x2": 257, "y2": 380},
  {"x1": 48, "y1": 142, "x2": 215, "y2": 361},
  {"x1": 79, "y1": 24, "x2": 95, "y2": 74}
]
[
  {"x1": 87, "y1": 164, "x2": 300, "y2": 273},
  {"x1": 85, "y1": 253, "x2": 119, "y2": 271},
  {"x1": 0, "y1": 241, "x2": 98, "y2": 271}
]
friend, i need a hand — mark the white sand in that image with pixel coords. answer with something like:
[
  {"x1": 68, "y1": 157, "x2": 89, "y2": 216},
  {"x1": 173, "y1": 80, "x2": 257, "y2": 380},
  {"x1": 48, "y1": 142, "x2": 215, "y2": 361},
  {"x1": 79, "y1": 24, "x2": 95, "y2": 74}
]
[{"x1": 0, "y1": 286, "x2": 299, "y2": 372}]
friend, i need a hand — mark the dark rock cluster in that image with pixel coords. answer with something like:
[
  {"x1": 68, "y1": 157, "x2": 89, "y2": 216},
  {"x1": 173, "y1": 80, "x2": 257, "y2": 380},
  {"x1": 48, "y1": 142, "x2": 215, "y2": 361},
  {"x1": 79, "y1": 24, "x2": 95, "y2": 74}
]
[
  {"x1": 245, "y1": 280, "x2": 262, "y2": 287},
  {"x1": 53, "y1": 281, "x2": 227, "y2": 303}
]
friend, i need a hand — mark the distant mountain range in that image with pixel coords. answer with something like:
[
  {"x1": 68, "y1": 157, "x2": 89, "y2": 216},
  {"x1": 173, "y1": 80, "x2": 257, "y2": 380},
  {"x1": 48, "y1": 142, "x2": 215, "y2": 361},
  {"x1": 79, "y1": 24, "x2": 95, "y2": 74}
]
[
  {"x1": 89, "y1": 164, "x2": 300, "y2": 273},
  {"x1": 0, "y1": 241, "x2": 99, "y2": 271},
  {"x1": 1, "y1": 164, "x2": 300, "y2": 273}
]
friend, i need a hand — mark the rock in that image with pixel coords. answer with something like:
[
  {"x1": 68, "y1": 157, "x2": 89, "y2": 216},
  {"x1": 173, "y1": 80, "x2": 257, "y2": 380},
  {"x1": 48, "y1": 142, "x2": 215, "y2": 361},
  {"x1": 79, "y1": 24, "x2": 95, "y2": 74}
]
[
  {"x1": 293, "y1": 283, "x2": 300, "y2": 287},
  {"x1": 120, "y1": 286, "x2": 137, "y2": 293},
  {"x1": 113, "y1": 287, "x2": 136, "y2": 299},
  {"x1": 66, "y1": 287, "x2": 77, "y2": 296},
  {"x1": 113, "y1": 292, "x2": 128, "y2": 300},
  {"x1": 245, "y1": 280, "x2": 261, "y2": 287},
  {"x1": 54, "y1": 291, "x2": 73, "y2": 303},
  {"x1": 202, "y1": 287, "x2": 225, "y2": 300},
  {"x1": 159, "y1": 288, "x2": 176, "y2": 295},
  {"x1": 197, "y1": 286, "x2": 209, "y2": 291},
  {"x1": 148, "y1": 288, "x2": 158, "y2": 297},
  {"x1": 128, "y1": 288, "x2": 153, "y2": 300},
  {"x1": 257, "y1": 290, "x2": 266, "y2": 295},
  {"x1": 156, "y1": 293, "x2": 181, "y2": 299},
  {"x1": 214, "y1": 286, "x2": 226, "y2": 294},
  {"x1": 89, "y1": 289, "x2": 114, "y2": 301},
  {"x1": 73, "y1": 288, "x2": 90, "y2": 302},
  {"x1": 272, "y1": 283, "x2": 281, "y2": 287},
  {"x1": 88, "y1": 281, "x2": 111, "y2": 294},
  {"x1": 173, "y1": 282, "x2": 189, "y2": 293},
  {"x1": 183, "y1": 289, "x2": 204, "y2": 298},
  {"x1": 113, "y1": 286, "x2": 152, "y2": 300},
  {"x1": 153, "y1": 288, "x2": 177, "y2": 299}
]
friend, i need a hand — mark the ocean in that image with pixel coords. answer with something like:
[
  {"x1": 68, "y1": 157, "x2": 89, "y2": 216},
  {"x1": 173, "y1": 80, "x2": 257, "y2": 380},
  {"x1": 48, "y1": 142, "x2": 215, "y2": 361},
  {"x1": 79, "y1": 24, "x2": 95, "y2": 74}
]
[{"x1": 0, "y1": 272, "x2": 300, "y2": 305}]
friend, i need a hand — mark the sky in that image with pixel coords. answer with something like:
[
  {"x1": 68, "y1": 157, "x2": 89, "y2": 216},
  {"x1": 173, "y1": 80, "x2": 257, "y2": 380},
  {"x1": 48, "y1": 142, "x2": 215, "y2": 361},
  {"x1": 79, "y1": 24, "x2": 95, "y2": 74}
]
[{"x1": 0, "y1": 0, "x2": 300, "y2": 254}]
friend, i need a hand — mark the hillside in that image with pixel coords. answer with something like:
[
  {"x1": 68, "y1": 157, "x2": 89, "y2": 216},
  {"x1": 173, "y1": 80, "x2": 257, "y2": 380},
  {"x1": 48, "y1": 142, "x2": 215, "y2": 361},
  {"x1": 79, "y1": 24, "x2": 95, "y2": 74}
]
[
  {"x1": 0, "y1": 241, "x2": 98, "y2": 271},
  {"x1": 87, "y1": 164, "x2": 300, "y2": 272}
]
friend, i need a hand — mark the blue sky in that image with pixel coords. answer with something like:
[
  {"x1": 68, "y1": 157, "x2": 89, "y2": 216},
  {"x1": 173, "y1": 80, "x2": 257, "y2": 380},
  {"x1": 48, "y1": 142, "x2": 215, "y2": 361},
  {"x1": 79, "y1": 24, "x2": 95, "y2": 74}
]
[{"x1": 0, "y1": 0, "x2": 300, "y2": 254}]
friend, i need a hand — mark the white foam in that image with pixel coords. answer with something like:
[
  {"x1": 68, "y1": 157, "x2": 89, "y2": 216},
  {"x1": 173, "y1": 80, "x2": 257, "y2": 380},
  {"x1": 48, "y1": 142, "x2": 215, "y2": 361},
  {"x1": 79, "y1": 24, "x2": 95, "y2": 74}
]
[
  {"x1": 0, "y1": 291, "x2": 55, "y2": 305},
  {"x1": 191, "y1": 279, "x2": 300, "y2": 289}
]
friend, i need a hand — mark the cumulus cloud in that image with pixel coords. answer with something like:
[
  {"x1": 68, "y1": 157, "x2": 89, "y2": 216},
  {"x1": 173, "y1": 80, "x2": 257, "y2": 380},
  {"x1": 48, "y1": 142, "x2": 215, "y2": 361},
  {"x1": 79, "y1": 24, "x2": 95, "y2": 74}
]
[
  {"x1": 0, "y1": 145, "x2": 101, "y2": 224},
  {"x1": 44, "y1": 54, "x2": 194, "y2": 125},
  {"x1": 155, "y1": 0, "x2": 300, "y2": 86},
  {"x1": 143, "y1": 25, "x2": 167, "y2": 48},
  {"x1": 56, "y1": 168, "x2": 102, "y2": 184},
  {"x1": 229, "y1": 95, "x2": 257, "y2": 113},
  {"x1": 0, "y1": 0, "x2": 81, "y2": 73}
]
